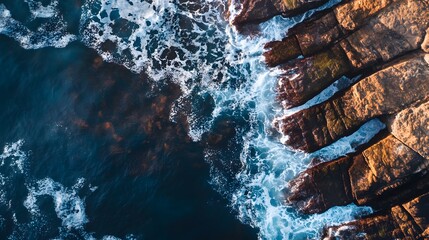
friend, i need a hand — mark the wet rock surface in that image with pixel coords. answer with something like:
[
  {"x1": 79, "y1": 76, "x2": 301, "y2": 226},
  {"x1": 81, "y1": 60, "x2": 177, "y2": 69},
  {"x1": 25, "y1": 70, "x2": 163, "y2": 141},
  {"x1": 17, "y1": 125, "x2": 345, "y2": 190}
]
[
  {"x1": 229, "y1": 0, "x2": 429, "y2": 238},
  {"x1": 228, "y1": 0, "x2": 329, "y2": 25},
  {"x1": 322, "y1": 193, "x2": 429, "y2": 239},
  {"x1": 275, "y1": 53, "x2": 429, "y2": 152}
]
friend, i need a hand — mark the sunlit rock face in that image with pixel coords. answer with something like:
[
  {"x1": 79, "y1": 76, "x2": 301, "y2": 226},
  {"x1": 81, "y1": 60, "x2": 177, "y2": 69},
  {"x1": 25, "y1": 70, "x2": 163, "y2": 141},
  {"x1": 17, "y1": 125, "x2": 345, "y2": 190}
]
[{"x1": 229, "y1": 0, "x2": 429, "y2": 238}]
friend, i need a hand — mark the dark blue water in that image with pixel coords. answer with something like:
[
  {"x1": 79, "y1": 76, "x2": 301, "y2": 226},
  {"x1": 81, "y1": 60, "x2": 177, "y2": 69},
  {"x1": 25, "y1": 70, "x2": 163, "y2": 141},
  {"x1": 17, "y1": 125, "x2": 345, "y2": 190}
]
[{"x1": 0, "y1": 34, "x2": 257, "y2": 239}]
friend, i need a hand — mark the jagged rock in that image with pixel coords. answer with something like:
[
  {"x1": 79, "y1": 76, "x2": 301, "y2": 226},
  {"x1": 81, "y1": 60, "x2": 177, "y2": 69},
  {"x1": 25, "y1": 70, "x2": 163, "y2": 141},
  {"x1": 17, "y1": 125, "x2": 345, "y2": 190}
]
[
  {"x1": 285, "y1": 101, "x2": 429, "y2": 215},
  {"x1": 340, "y1": 0, "x2": 429, "y2": 68},
  {"x1": 388, "y1": 101, "x2": 429, "y2": 160},
  {"x1": 264, "y1": 0, "x2": 398, "y2": 66},
  {"x1": 323, "y1": 193, "x2": 429, "y2": 239},
  {"x1": 321, "y1": 211, "x2": 404, "y2": 239},
  {"x1": 275, "y1": 53, "x2": 429, "y2": 152},
  {"x1": 293, "y1": 12, "x2": 344, "y2": 56},
  {"x1": 286, "y1": 134, "x2": 429, "y2": 214},
  {"x1": 274, "y1": 98, "x2": 354, "y2": 152},
  {"x1": 276, "y1": 45, "x2": 351, "y2": 109},
  {"x1": 422, "y1": 28, "x2": 429, "y2": 53},
  {"x1": 263, "y1": 36, "x2": 301, "y2": 67},
  {"x1": 229, "y1": 0, "x2": 280, "y2": 25},
  {"x1": 274, "y1": 0, "x2": 429, "y2": 107},
  {"x1": 349, "y1": 135, "x2": 428, "y2": 205},
  {"x1": 271, "y1": 0, "x2": 328, "y2": 15},
  {"x1": 264, "y1": 12, "x2": 344, "y2": 67},
  {"x1": 286, "y1": 156, "x2": 353, "y2": 214},
  {"x1": 228, "y1": 0, "x2": 328, "y2": 26},
  {"x1": 334, "y1": 0, "x2": 397, "y2": 31}
]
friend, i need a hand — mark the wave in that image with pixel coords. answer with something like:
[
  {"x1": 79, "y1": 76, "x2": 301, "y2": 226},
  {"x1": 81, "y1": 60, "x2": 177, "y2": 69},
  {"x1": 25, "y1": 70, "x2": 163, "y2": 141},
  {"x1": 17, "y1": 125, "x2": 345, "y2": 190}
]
[
  {"x1": 0, "y1": 1, "x2": 76, "y2": 49},
  {"x1": 0, "y1": 140, "x2": 128, "y2": 239}
]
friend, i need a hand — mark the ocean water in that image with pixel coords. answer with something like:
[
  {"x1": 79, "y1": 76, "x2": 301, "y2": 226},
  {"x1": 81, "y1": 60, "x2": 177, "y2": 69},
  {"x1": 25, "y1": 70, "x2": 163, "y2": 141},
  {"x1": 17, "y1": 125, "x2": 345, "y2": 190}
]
[{"x1": 0, "y1": 0, "x2": 384, "y2": 239}]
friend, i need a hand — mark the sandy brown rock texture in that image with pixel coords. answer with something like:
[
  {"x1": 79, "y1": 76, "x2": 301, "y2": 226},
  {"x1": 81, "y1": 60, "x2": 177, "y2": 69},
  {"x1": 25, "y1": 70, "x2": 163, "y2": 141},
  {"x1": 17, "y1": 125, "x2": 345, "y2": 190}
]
[{"x1": 229, "y1": 0, "x2": 429, "y2": 238}]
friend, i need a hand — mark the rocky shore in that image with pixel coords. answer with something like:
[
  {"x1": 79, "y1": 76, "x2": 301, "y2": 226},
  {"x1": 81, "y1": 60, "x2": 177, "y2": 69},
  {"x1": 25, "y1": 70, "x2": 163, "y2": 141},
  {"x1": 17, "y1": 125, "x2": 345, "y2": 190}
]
[{"x1": 229, "y1": 0, "x2": 429, "y2": 238}]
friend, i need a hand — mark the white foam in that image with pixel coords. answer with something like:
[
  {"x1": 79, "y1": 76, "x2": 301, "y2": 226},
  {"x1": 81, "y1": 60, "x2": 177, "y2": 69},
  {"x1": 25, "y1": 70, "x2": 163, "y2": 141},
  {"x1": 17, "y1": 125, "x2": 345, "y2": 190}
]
[
  {"x1": 0, "y1": 139, "x2": 27, "y2": 174},
  {"x1": 0, "y1": 141, "x2": 122, "y2": 239},
  {"x1": 0, "y1": 2, "x2": 76, "y2": 49},
  {"x1": 24, "y1": 178, "x2": 88, "y2": 230},
  {"x1": 25, "y1": 0, "x2": 57, "y2": 19},
  {"x1": 280, "y1": 75, "x2": 362, "y2": 116}
]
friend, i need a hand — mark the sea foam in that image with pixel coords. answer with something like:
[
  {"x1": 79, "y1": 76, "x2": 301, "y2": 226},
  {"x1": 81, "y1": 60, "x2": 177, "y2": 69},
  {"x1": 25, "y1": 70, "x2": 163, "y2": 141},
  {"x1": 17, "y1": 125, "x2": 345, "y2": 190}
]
[
  {"x1": 0, "y1": 140, "x2": 125, "y2": 239},
  {"x1": 0, "y1": 1, "x2": 76, "y2": 49}
]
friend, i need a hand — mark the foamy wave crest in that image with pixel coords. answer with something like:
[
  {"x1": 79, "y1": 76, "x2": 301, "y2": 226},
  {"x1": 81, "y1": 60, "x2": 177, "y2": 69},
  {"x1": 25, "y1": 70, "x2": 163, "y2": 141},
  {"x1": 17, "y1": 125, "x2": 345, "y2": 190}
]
[
  {"x1": 0, "y1": 140, "x2": 125, "y2": 239},
  {"x1": 24, "y1": 178, "x2": 88, "y2": 231},
  {"x1": 0, "y1": 140, "x2": 29, "y2": 205},
  {"x1": 0, "y1": 139, "x2": 27, "y2": 174},
  {"x1": 0, "y1": 1, "x2": 76, "y2": 49}
]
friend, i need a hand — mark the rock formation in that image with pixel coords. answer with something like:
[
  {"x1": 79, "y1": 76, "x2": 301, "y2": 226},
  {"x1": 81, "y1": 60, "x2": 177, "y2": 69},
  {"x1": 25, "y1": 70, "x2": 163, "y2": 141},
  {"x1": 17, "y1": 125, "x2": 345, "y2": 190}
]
[
  {"x1": 272, "y1": 0, "x2": 429, "y2": 108},
  {"x1": 229, "y1": 0, "x2": 429, "y2": 238},
  {"x1": 275, "y1": 52, "x2": 429, "y2": 152},
  {"x1": 229, "y1": 0, "x2": 329, "y2": 25},
  {"x1": 322, "y1": 192, "x2": 429, "y2": 239}
]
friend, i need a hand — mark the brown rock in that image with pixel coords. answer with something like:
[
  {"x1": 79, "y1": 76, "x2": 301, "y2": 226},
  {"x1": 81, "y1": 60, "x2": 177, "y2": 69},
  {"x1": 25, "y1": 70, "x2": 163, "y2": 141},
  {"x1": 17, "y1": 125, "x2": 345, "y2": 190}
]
[
  {"x1": 287, "y1": 134, "x2": 429, "y2": 214},
  {"x1": 230, "y1": 0, "x2": 280, "y2": 25},
  {"x1": 263, "y1": 36, "x2": 301, "y2": 67},
  {"x1": 232, "y1": 0, "x2": 429, "y2": 237},
  {"x1": 274, "y1": 98, "x2": 354, "y2": 152},
  {"x1": 276, "y1": 53, "x2": 429, "y2": 152},
  {"x1": 286, "y1": 156, "x2": 353, "y2": 214},
  {"x1": 323, "y1": 193, "x2": 429, "y2": 239},
  {"x1": 349, "y1": 135, "x2": 428, "y2": 205},
  {"x1": 422, "y1": 28, "x2": 429, "y2": 53},
  {"x1": 263, "y1": 0, "x2": 399, "y2": 66},
  {"x1": 229, "y1": 0, "x2": 332, "y2": 26},
  {"x1": 339, "y1": 0, "x2": 429, "y2": 69},
  {"x1": 391, "y1": 205, "x2": 423, "y2": 238},
  {"x1": 294, "y1": 12, "x2": 345, "y2": 56},
  {"x1": 388, "y1": 101, "x2": 429, "y2": 160},
  {"x1": 271, "y1": 0, "x2": 328, "y2": 16},
  {"x1": 334, "y1": 0, "x2": 397, "y2": 31},
  {"x1": 321, "y1": 211, "x2": 404, "y2": 239},
  {"x1": 274, "y1": 0, "x2": 429, "y2": 107},
  {"x1": 277, "y1": 45, "x2": 351, "y2": 109},
  {"x1": 401, "y1": 194, "x2": 429, "y2": 233}
]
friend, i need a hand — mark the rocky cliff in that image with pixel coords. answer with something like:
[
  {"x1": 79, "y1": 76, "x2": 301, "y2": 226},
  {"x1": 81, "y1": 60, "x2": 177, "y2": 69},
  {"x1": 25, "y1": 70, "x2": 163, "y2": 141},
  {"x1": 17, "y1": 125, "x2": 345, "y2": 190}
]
[{"x1": 229, "y1": 0, "x2": 429, "y2": 238}]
